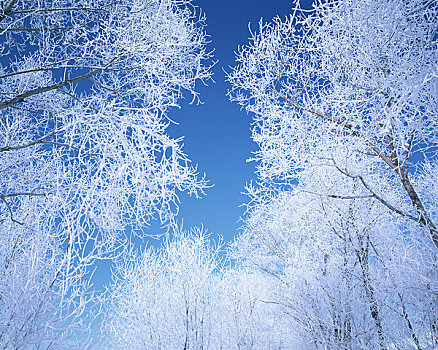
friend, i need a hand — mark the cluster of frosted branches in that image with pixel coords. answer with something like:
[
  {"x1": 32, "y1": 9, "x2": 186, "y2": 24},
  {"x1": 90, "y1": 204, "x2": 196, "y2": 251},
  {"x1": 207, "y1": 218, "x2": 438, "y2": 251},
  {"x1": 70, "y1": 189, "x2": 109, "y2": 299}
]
[
  {"x1": 228, "y1": 0, "x2": 438, "y2": 249},
  {"x1": 0, "y1": 0, "x2": 211, "y2": 347},
  {"x1": 227, "y1": 0, "x2": 438, "y2": 348},
  {"x1": 105, "y1": 228, "x2": 294, "y2": 350},
  {"x1": 233, "y1": 165, "x2": 438, "y2": 349},
  {"x1": 0, "y1": 0, "x2": 211, "y2": 234},
  {"x1": 106, "y1": 229, "x2": 222, "y2": 349}
]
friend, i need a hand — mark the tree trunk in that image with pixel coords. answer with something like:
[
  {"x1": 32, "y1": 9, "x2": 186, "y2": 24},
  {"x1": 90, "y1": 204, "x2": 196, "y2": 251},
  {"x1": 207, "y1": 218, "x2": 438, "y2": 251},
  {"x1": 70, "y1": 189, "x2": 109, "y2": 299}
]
[{"x1": 399, "y1": 170, "x2": 438, "y2": 250}]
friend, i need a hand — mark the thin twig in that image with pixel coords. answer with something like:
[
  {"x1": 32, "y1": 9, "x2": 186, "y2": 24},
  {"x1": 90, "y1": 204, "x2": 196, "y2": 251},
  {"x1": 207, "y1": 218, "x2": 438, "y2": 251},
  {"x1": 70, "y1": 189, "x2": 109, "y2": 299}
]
[
  {"x1": 0, "y1": 54, "x2": 123, "y2": 110},
  {"x1": 270, "y1": 86, "x2": 397, "y2": 171},
  {"x1": 0, "y1": 196, "x2": 23, "y2": 225},
  {"x1": 333, "y1": 165, "x2": 420, "y2": 223},
  {"x1": 0, "y1": 127, "x2": 64, "y2": 152}
]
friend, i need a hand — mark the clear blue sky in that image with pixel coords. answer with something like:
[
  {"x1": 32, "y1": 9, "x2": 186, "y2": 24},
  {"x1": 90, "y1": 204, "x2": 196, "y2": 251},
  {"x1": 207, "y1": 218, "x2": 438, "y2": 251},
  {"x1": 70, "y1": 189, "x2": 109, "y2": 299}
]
[
  {"x1": 94, "y1": 0, "x2": 313, "y2": 289},
  {"x1": 147, "y1": 0, "x2": 312, "y2": 240}
]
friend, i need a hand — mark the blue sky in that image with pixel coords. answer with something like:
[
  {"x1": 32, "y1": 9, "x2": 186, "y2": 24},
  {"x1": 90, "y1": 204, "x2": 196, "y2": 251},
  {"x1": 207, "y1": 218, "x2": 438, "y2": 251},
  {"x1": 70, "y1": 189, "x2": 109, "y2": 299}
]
[
  {"x1": 149, "y1": 0, "x2": 309, "y2": 241},
  {"x1": 94, "y1": 0, "x2": 313, "y2": 289}
]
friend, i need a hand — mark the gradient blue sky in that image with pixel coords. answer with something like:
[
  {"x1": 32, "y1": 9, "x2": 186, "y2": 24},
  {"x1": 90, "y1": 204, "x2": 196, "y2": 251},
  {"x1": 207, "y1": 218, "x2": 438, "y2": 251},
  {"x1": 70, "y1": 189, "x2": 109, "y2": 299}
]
[
  {"x1": 147, "y1": 0, "x2": 312, "y2": 241},
  {"x1": 95, "y1": 0, "x2": 313, "y2": 288}
]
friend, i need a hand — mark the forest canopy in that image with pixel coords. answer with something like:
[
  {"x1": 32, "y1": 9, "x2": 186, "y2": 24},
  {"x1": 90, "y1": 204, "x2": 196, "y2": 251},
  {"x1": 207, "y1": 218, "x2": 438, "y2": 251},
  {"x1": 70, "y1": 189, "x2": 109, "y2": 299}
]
[{"x1": 0, "y1": 0, "x2": 437, "y2": 349}]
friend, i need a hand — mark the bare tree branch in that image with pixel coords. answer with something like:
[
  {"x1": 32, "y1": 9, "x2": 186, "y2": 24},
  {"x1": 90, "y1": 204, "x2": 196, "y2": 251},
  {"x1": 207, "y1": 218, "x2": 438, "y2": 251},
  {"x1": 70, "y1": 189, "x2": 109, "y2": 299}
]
[
  {"x1": 0, "y1": 127, "x2": 65, "y2": 152},
  {"x1": 0, "y1": 55, "x2": 122, "y2": 110},
  {"x1": 0, "y1": 195, "x2": 23, "y2": 225},
  {"x1": 270, "y1": 86, "x2": 398, "y2": 171},
  {"x1": 0, "y1": 0, "x2": 18, "y2": 23}
]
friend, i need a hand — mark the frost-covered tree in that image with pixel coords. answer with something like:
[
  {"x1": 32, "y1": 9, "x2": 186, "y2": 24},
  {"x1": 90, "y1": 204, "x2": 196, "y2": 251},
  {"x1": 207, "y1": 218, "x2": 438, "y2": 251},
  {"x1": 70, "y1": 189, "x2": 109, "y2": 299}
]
[
  {"x1": 228, "y1": 0, "x2": 438, "y2": 348},
  {"x1": 228, "y1": 0, "x2": 438, "y2": 249},
  {"x1": 105, "y1": 228, "x2": 223, "y2": 350},
  {"x1": 0, "y1": 0, "x2": 211, "y2": 347},
  {"x1": 214, "y1": 268, "x2": 299, "y2": 350},
  {"x1": 105, "y1": 228, "x2": 297, "y2": 350},
  {"x1": 233, "y1": 166, "x2": 437, "y2": 349}
]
